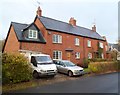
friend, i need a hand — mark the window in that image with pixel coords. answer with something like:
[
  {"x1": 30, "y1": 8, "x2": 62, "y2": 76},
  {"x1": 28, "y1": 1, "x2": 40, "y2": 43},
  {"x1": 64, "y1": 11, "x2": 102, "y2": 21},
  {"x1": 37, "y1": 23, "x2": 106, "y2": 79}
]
[
  {"x1": 105, "y1": 45, "x2": 108, "y2": 51},
  {"x1": 53, "y1": 51, "x2": 62, "y2": 59},
  {"x1": 99, "y1": 42, "x2": 103, "y2": 48},
  {"x1": 75, "y1": 52, "x2": 80, "y2": 59},
  {"x1": 28, "y1": 29, "x2": 37, "y2": 39},
  {"x1": 101, "y1": 53, "x2": 104, "y2": 59},
  {"x1": 87, "y1": 40, "x2": 91, "y2": 47},
  {"x1": 88, "y1": 53, "x2": 92, "y2": 59},
  {"x1": 53, "y1": 34, "x2": 62, "y2": 43},
  {"x1": 75, "y1": 38, "x2": 79, "y2": 46}
]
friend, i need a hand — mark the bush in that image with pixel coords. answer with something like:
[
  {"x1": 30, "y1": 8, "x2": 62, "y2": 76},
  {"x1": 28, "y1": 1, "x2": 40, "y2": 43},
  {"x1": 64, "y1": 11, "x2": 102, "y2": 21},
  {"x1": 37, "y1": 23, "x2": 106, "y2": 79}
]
[
  {"x1": 83, "y1": 58, "x2": 90, "y2": 68},
  {"x1": 88, "y1": 61, "x2": 119, "y2": 73},
  {"x1": 2, "y1": 53, "x2": 32, "y2": 84},
  {"x1": 89, "y1": 58, "x2": 107, "y2": 62}
]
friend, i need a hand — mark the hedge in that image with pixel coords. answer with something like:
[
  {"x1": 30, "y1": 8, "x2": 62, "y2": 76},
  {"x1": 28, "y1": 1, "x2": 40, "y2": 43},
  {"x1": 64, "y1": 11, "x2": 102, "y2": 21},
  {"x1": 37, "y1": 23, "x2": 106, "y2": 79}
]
[
  {"x1": 88, "y1": 61, "x2": 119, "y2": 73},
  {"x1": 2, "y1": 53, "x2": 32, "y2": 84}
]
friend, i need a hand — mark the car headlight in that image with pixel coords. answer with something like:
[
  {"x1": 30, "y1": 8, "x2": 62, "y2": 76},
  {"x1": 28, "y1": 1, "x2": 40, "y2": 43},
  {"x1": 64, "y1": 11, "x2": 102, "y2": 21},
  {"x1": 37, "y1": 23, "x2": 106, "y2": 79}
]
[
  {"x1": 40, "y1": 70, "x2": 47, "y2": 72},
  {"x1": 74, "y1": 70, "x2": 80, "y2": 72}
]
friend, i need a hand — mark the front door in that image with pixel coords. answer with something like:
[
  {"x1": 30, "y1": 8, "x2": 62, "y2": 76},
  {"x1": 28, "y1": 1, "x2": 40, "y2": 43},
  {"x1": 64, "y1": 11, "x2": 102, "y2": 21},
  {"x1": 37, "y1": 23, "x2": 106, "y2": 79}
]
[{"x1": 66, "y1": 52, "x2": 71, "y2": 61}]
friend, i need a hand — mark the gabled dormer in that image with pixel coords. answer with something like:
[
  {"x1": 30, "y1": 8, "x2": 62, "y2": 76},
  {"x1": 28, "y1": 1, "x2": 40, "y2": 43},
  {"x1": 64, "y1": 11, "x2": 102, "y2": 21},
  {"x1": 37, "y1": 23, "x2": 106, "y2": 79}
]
[{"x1": 21, "y1": 23, "x2": 46, "y2": 43}]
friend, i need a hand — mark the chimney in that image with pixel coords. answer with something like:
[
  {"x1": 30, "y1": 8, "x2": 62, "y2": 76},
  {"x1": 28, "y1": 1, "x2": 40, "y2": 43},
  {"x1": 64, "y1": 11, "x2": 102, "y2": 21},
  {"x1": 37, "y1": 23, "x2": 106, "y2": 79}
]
[
  {"x1": 102, "y1": 36, "x2": 107, "y2": 41},
  {"x1": 36, "y1": 6, "x2": 42, "y2": 17},
  {"x1": 92, "y1": 25, "x2": 96, "y2": 32},
  {"x1": 69, "y1": 17, "x2": 76, "y2": 26}
]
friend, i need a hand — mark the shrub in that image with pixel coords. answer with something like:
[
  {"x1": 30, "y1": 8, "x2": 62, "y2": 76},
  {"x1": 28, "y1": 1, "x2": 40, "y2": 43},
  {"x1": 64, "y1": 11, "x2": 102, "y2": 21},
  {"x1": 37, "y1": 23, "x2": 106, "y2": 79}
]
[
  {"x1": 2, "y1": 53, "x2": 32, "y2": 84},
  {"x1": 88, "y1": 61, "x2": 119, "y2": 73},
  {"x1": 89, "y1": 58, "x2": 107, "y2": 62},
  {"x1": 83, "y1": 58, "x2": 90, "y2": 68}
]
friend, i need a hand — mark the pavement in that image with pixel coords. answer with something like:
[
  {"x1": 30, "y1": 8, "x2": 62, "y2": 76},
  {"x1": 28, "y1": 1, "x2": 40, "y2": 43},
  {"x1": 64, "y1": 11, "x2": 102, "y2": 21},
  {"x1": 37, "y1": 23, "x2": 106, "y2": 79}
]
[{"x1": 8, "y1": 72, "x2": 119, "y2": 94}]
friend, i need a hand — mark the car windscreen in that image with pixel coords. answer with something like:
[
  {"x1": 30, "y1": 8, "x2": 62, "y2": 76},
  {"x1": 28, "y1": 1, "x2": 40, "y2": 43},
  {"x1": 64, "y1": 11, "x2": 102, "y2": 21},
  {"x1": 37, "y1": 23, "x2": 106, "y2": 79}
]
[
  {"x1": 35, "y1": 56, "x2": 52, "y2": 64},
  {"x1": 63, "y1": 61, "x2": 76, "y2": 67}
]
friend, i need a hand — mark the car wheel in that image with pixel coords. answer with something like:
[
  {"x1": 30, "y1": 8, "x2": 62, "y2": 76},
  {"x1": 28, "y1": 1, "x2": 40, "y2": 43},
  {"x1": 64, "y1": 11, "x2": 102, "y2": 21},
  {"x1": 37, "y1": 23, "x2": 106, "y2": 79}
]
[
  {"x1": 68, "y1": 71, "x2": 73, "y2": 77},
  {"x1": 33, "y1": 71, "x2": 39, "y2": 79}
]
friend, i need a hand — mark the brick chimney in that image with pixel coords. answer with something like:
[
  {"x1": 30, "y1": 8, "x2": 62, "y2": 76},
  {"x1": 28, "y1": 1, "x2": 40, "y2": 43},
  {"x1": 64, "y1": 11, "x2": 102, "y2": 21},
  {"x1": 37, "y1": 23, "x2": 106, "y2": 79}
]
[
  {"x1": 69, "y1": 17, "x2": 76, "y2": 26},
  {"x1": 36, "y1": 6, "x2": 42, "y2": 17},
  {"x1": 92, "y1": 25, "x2": 96, "y2": 32},
  {"x1": 102, "y1": 36, "x2": 107, "y2": 41}
]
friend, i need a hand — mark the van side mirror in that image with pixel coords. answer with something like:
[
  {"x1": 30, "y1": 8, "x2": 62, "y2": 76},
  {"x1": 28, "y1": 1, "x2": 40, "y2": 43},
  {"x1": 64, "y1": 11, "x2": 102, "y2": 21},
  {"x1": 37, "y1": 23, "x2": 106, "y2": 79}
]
[{"x1": 31, "y1": 56, "x2": 37, "y2": 67}]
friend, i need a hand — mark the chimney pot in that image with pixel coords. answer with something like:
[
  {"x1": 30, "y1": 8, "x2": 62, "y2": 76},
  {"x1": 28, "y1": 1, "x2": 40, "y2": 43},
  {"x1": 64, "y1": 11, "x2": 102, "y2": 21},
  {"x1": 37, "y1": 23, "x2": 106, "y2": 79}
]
[
  {"x1": 92, "y1": 25, "x2": 96, "y2": 32},
  {"x1": 69, "y1": 17, "x2": 76, "y2": 26},
  {"x1": 36, "y1": 6, "x2": 42, "y2": 17}
]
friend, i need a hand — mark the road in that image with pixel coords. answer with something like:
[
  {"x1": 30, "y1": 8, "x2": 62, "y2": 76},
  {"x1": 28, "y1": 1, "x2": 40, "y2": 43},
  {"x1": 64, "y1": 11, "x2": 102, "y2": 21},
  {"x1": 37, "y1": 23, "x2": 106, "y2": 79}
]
[{"x1": 9, "y1": 72, "x2": 119, "y2": 93}]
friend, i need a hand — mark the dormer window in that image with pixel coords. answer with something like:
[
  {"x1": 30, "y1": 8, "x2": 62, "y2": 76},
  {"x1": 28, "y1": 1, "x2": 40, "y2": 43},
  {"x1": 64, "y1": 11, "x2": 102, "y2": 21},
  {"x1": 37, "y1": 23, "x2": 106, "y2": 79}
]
[{"x1": 28, "y1": 29, "x2": 37, "y2": 39}]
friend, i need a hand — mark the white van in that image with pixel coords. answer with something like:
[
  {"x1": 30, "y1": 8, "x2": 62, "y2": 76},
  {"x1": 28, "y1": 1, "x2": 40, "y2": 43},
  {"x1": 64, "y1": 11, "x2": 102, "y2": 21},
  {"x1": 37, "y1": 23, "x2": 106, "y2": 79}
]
[{"x1": 29, "y1": 54, "x2": 57, "y2": 78}]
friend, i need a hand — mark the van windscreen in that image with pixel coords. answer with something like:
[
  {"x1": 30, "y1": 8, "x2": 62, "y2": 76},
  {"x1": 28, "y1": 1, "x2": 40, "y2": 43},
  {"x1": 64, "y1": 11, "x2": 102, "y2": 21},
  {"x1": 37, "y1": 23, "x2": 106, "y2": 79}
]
[{"x1": 36, "y1": 56, "x2": 52, "y2": 63}]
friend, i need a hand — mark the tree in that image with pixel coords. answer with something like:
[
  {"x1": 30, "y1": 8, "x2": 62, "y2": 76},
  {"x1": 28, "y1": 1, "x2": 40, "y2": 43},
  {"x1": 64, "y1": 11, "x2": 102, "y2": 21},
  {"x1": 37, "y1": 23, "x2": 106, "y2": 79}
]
[{"x1": 0, "y1": 39, "x2": 5, "y2": 52}]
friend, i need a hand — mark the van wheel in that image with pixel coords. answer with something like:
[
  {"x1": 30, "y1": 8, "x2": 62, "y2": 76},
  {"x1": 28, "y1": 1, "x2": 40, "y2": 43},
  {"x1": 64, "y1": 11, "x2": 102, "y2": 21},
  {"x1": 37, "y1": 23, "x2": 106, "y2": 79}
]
[
  {"x1": 33, "y1": 71, "x2": 39, "y2": 79},
  {"x1": 68, "y1": 71, "x2": 73, "y2": 77}
]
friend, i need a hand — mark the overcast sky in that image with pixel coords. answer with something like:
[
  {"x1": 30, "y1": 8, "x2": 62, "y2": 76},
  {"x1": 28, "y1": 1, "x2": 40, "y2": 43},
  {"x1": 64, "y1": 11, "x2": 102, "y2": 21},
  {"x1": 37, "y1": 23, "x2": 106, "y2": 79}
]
[{"x1": 0, "y1": 0, "x2": 119, "y2": 43}]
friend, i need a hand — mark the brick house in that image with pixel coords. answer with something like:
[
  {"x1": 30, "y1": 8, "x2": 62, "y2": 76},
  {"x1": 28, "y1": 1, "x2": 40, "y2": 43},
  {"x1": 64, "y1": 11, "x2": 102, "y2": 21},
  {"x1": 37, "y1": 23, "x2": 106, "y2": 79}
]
[{"x1": 3, "y1": 7, "x2": 109, "y2": 66}]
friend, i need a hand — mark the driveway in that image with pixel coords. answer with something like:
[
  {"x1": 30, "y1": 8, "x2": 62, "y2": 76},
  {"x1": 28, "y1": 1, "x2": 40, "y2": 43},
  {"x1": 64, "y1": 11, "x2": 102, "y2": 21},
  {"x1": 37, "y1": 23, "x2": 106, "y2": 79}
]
[{"x1": 9, "y1": 72, "x2": 119, "y2": 93}]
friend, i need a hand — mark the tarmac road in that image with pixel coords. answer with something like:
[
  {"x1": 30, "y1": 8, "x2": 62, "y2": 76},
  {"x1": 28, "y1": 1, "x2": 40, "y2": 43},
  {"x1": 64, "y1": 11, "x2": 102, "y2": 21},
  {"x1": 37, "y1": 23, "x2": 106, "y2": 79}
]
[{"x1": 8, "y1": 72, "x2": 119, "y2": 93}]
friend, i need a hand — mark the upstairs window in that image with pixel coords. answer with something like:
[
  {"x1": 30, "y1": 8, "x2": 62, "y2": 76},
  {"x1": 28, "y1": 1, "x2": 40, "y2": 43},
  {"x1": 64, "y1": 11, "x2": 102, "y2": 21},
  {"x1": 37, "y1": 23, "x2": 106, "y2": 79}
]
[
  {"x1": 87, "y1": 40, "x2": 91, "y2": 47},
  {"x1": 53, "y1": 34, "x2": 62, "y2": 44},
  {"x1": 105, "y1": 45, "x2": 108, "y2": 51},
  {"x1": 75, "y1": 38, "x2": 80, "y2": 46},
  {"x1": 99, "y1": 42, "x2": 103, "y2": 48},
  {"x1": 28, "y1": 29, "x2": 37, "y2": 39}
]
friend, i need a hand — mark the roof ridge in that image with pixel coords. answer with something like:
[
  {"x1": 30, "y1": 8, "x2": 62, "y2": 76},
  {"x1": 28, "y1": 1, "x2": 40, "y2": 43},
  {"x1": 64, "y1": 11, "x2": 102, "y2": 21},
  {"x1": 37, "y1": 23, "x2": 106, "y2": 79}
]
[
  {"x1": 40, "y1": 16, "x2": 93, "y2": 31},
  {"x1": 40, "y1": 16, "x2": 69, "y2": 25},
  {"x1": 11, "y1": 21, "x2": 28, "y2": 25}
]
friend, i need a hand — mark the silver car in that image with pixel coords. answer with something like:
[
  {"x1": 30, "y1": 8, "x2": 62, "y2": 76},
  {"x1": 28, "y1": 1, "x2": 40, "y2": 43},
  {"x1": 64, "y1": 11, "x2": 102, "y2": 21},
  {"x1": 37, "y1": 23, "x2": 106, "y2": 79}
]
[{"x1": 53, "y1": 60, "x2": 84, "y2": 77}]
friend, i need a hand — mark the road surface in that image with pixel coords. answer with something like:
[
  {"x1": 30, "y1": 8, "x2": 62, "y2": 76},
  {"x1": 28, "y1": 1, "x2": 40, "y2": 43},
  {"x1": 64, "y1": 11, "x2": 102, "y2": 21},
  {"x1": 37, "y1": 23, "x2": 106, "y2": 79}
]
[{"x1": 8, "y1": 72, "x2": 119, "y2": 93}]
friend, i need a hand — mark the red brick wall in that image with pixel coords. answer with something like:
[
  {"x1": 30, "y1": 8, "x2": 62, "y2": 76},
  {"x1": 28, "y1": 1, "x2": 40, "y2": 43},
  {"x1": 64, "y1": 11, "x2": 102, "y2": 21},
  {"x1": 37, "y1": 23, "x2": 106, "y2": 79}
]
[
  {"x1": 21, "y1": 29, "x2": 107, "y2": 65},
  {"x1": 26, "y1": 18, "x2": 107, "y2": 65},
  {"x1": 4, "y1": 25, "x2": 20, "y2": 52},
  {"x1": 4, "y1": 18, "x2": 108, "y2": 66}
]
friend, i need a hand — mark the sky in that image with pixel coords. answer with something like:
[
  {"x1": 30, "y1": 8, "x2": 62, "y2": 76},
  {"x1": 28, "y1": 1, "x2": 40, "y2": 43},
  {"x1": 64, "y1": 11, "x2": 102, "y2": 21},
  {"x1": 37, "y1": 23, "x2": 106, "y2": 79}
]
[{"x1": 0, "y1": 0, "x2": 119, "y2": 43}]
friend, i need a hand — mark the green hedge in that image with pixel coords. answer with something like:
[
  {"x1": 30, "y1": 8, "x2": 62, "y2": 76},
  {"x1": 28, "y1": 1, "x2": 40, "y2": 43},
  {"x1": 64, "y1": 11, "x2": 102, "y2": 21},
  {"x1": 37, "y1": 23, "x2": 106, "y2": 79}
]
[
  {"x1": 2, "y1": 53, "x2": 32, "y2": 84},
  {"x1": 83, "y1": 58, "x2": 108, "y2": 68},
  {"x1": 88, "y1": 61, "x2": 119, "y2": 73}
]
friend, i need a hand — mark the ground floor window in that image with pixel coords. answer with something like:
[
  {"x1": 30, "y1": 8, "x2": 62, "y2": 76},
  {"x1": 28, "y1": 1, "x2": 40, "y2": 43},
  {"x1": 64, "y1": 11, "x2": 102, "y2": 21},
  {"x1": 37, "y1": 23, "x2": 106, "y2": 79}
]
[
  {"x1": 102, "y1": 53, "x2": 104, "y2": 59},
  {"x1": 53, "y1": 51, "x2": 62, "y2": 59},
  {"x1": 75, "y1": 52, "x2": 80, "y2": 59},
  {"x1": 88, "y1": 53, "x2": 92, "y2": 59}
]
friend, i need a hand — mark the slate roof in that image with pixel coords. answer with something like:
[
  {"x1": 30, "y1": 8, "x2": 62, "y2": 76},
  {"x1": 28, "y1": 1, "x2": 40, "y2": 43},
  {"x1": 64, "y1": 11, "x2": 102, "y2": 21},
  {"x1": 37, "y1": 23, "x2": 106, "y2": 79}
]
[
  {"x1": 108, "y1": 43, "x2": 119, "y2": 51},
  {"x1": 37, "y1": 16, "x2": 105, "y2": 41},
  {"x1": 11, "y1": 22, "x2": 46, "y2": 43}
]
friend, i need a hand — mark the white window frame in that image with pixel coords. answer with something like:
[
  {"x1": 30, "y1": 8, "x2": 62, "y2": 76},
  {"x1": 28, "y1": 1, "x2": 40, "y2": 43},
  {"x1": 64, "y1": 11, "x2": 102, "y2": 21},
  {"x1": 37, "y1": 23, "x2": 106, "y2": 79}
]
[
  {"x1": 102, "y1": 53, "x2": 104, "y2": 59},
  {"x1": 53, "y1": 34, "x2": 62, "y2": 44},
  {"x1": 75, "y1": 38, "x2": 80, "y2": 46},
  {"x1": 53, "y1": 51, "x2": 62, "y2": 59},
  {"x1": 99, "y1": 42, "x2": 103, "y2": 48},
  {"x1": 28, "y1": 29, "x2": 37, "y2": 39},
  {"x1": 88, "y1": 53, "x2": 92, "y2": 59},
  {"x1": 87, "y1": 40, "x2": 91, "y2": 47},
  {"x1": 75, "y1": 52, "x2": 80, "y2": 59},
  {"x1": 105, "y1": 45, "x2": 108, "y2": 51}
]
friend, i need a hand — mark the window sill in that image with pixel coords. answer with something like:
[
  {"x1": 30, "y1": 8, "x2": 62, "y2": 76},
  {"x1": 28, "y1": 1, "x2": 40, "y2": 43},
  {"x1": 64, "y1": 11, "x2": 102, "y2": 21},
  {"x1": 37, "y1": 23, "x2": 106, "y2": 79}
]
[
  {"x1": 53, "y1": 43, "x2": 62, "y2": 45},
  {"x1": 75, "y1": 45, "x2": 80, "y2": 47},
  {"x1": 75, "y1": 58, "x2": 80, "y2": 60}
]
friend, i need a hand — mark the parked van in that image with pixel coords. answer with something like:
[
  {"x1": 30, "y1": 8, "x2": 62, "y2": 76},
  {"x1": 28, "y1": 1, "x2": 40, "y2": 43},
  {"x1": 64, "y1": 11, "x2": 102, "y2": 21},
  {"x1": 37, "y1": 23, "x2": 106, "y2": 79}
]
[{"x1": 29, "y1": 54, "x2": 57, "y2": 78}]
